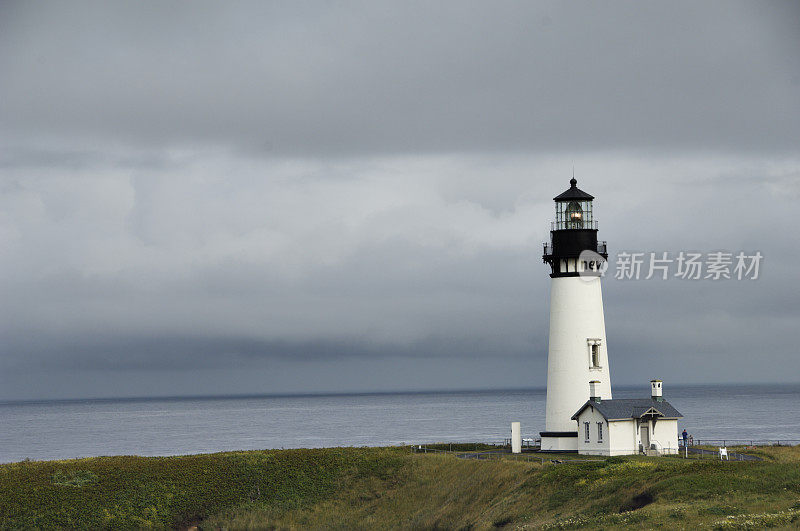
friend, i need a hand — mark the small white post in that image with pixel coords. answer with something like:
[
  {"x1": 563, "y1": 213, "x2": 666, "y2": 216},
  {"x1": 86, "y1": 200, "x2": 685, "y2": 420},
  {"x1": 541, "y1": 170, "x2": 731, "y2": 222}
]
[{"x1": 511, "y1": 422, "x2": 522, "y2": 454}]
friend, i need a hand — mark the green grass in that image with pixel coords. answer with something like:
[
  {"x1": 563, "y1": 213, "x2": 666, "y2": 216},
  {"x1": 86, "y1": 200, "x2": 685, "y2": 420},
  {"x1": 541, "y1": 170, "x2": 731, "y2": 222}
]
[
  {"x1": 0, "y1": 448, "x2": 402, "y2": 529},
  {"x1": 2, "y1": 446, "x2": 800, "y2": 529}
]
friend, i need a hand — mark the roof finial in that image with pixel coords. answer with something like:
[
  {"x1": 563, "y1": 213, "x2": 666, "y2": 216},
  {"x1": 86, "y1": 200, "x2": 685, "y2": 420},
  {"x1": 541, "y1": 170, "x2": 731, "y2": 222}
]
[{"x1": 570, "y1": 166, "x2": 577, "y2": 187}]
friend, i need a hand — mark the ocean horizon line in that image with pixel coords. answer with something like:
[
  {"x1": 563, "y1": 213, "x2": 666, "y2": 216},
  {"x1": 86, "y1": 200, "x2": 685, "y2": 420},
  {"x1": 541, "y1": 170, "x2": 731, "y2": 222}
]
[{"x1": 2, "y1": 381, "x2": 799, "y2": 407}]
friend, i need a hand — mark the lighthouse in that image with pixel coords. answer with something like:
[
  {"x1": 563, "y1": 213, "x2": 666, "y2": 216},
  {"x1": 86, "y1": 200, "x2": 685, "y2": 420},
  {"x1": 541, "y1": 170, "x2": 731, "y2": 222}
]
[{"x1": 540, "y1": 178, "x2": 612, "y2": 452}]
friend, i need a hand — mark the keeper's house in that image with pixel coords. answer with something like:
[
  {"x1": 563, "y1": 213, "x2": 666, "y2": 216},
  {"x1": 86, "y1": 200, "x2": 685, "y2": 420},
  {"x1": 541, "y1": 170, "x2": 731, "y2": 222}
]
[{"x1": 571, "y1": 380, "x2": 682, "y2": 456}]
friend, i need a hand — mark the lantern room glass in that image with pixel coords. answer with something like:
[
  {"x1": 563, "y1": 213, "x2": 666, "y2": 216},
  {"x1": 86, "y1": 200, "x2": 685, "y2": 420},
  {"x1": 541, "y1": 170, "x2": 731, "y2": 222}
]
[{"x1": 555, "y1": 199, "x2": 593, "y2": 230}]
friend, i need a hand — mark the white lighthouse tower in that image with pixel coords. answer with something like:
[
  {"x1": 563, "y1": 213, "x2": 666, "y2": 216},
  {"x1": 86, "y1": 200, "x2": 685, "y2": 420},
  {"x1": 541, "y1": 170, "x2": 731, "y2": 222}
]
[{"x1": 540, "y1": 178, "x2": 612, "y2": 452}]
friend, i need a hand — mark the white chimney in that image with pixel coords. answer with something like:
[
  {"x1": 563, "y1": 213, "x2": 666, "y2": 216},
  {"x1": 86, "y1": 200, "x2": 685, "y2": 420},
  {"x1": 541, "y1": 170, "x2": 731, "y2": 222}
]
[
  {"x1": 651, "y1": 379, "x2": 663, "y2": 401},
  {"x1": 589, "y1": 380, "x2": 601, "y2": 401}
]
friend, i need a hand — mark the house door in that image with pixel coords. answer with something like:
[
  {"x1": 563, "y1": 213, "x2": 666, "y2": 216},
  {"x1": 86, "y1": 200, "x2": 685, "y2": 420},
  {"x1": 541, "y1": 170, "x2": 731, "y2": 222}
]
[{"x1": 640, "y1": 425, "x2": 650, "y2": 449}]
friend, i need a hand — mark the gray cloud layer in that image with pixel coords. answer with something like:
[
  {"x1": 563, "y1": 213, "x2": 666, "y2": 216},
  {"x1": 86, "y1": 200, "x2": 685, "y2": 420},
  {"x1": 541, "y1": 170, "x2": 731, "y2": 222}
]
[
  {"x1": 1, "y1": 2, "x2": 799, "y2": 400},
  {"x1": 2, "y1": 2, "x2": 799, "y2": 156}
]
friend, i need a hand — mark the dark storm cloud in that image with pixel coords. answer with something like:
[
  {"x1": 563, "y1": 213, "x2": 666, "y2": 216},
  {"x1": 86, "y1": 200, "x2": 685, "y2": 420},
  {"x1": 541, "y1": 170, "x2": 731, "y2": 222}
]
[
  {"x1": 1, "y1": 332, "x2": 533, "y2": 373},
  {"x1": 0, "y1": 1, "x2": 799, "y2": 400},
  {"x1": 1, "y1": 1, "x2": 799, "y2": 155}
]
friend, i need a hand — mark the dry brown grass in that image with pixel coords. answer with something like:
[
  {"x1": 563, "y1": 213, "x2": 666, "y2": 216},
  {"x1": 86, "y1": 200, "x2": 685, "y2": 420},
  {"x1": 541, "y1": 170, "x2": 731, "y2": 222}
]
[
  {"x1": 205, "y1": 453, "x2": 544, "y2": 530},
  {"x1": 204, "y1": 446, "x2": 800, "y2": 530}
]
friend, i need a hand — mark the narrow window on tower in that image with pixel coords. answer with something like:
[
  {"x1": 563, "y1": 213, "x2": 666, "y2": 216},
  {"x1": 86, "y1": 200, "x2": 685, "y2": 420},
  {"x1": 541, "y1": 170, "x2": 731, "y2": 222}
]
[
  {"x1": 588, "y1": 339, "x2": 602, "y2": 369},
  {"x1": 584, "y1": 422, "x2": 590, "y2": 442},
  {"x1": 597, "y1": 422, "x2": 603, "y2": 443}
]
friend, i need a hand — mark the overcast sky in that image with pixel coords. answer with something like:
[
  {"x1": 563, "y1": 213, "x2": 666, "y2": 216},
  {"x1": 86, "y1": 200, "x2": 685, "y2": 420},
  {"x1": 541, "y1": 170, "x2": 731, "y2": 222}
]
[{"x1": 1, "y1": 1, "x2": 799, "y2": 401}]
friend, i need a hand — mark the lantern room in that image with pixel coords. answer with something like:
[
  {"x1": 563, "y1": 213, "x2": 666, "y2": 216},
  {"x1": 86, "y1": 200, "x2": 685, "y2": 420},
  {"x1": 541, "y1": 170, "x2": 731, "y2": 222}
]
[
  {"x1": 553, "y1": 178, "x2": 595, "y2": 230},
  {"x1": 543, "y1": 177, "x2": 607, "y2": 277}
]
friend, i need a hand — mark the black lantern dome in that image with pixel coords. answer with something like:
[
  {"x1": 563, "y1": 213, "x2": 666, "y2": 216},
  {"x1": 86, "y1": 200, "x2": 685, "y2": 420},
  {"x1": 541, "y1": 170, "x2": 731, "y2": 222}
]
[{"x1": 543, "y1": 178, "x2": 608, "y2": 277}]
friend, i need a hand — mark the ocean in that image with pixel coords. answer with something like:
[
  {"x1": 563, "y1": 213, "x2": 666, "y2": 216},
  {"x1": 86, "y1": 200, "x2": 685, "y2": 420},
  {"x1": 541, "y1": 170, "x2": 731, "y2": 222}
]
[{"x1": 1, "y1": 383, "x2": 798, "y2": 463}]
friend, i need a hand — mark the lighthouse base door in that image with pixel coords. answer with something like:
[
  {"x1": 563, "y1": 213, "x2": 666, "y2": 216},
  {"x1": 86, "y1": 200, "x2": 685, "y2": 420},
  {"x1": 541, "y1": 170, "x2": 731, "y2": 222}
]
[{"x1": 640, "y1": 425, "x2": 650, "y2": 451}]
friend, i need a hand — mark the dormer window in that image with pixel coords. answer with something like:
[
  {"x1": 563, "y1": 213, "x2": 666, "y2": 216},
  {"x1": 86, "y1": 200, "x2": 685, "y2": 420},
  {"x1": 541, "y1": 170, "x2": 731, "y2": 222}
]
[{"x1": 588, "y1": 339, "x2": 602, "y2": 369}]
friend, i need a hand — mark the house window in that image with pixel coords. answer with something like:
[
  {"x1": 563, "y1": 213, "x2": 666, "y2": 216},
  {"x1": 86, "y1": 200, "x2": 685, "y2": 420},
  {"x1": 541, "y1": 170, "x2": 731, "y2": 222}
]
[
  {"x1": 588, "y1": 339, "x2": 602, "y2": 368},
  {"x1": 584, "y1": 422, "x2": 590, "y2": 442},
  {"x1": 597, "y1": 422, "x2": 603, "y2": 443}
]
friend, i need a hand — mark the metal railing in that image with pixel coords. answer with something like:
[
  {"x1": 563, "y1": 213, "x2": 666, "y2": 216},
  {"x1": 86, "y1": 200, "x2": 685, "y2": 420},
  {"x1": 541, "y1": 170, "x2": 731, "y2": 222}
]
[
  {"x1": 409, "y1": 437, "x2": 793, "y2": 463},
  {"x1": 688, "y1": 439, "x2": 800, "y2": 447},
  {"x1": 410, "y1": 444, "x2": 770, "y2": 463},
  {"x1": 677, "y1": 447, "x2": 761, "y2": 461},
  {"x1": 551, "y1": 220, "x2": 599, "y2": 231},
  {"x1": 542, "y1": 241, "x2": 607, "y2": 257},
  {"x1": 503, "y1": 437, "x2": 540, "y2": 449},
  {"x1": 410, "y1": 444, "x2": 603, "y2": 464}
]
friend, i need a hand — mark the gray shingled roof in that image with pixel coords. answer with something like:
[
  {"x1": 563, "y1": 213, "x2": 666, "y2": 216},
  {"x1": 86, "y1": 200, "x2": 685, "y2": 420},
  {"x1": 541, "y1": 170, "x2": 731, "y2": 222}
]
[{"x1": 571, "y1": 398, "x2": 683, "y2": 421}]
